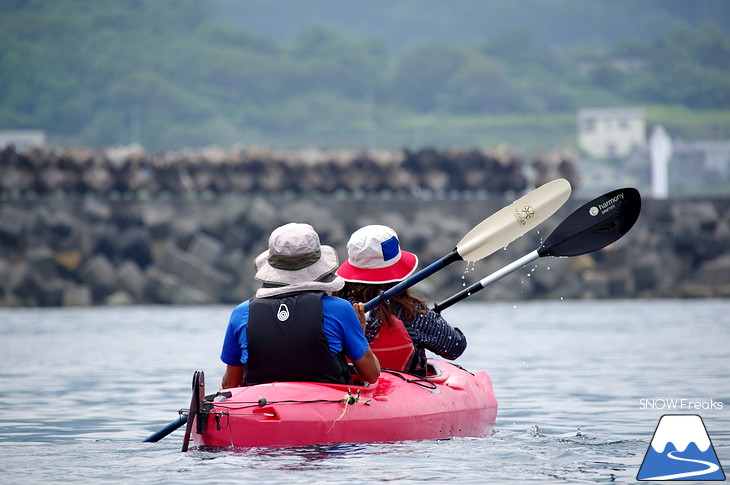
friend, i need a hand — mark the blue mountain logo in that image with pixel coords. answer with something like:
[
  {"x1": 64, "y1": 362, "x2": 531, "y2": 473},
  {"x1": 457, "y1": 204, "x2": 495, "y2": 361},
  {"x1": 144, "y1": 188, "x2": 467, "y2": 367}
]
[{"x1": 637, "y1": 414, "x2": 725, "y2": 481}]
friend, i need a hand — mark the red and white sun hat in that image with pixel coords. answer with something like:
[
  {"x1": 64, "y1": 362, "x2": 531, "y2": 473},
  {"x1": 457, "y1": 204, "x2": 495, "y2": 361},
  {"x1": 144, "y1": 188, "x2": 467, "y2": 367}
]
[{"x1": 337, "y1": 225, "x2": 418, "y2": 284}]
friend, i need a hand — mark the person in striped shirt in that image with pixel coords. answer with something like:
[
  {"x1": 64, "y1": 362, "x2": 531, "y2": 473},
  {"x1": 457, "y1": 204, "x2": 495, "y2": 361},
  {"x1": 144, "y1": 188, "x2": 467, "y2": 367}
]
[{"x1": 335, "y1": 225, "x2": 467, "y2": 376}]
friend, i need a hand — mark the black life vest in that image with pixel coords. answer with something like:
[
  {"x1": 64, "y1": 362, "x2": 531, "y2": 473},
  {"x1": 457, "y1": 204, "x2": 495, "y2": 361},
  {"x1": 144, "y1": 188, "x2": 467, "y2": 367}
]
[{"x1": 245, "y1": 291, "x2": 350, "y2": 386}]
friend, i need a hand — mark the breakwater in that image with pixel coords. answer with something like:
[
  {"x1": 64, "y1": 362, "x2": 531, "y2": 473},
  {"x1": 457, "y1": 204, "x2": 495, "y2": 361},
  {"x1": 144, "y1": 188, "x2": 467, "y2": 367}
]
[
  {"x1": 1, "y1": 190, "x2": 729, "y2": 307},
  {"x1": 1, "y1": 144, "x2": 728, "y2": 307},
  {"x1": 1, "y1": 144, "x2": 560, "y2": 195}
]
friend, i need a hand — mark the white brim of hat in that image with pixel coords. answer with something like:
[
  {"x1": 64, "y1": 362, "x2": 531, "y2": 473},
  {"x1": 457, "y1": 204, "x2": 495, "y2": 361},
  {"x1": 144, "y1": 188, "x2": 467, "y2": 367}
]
[{"x1": 254, "y1": 244, "x2": 345, "y2": 297}]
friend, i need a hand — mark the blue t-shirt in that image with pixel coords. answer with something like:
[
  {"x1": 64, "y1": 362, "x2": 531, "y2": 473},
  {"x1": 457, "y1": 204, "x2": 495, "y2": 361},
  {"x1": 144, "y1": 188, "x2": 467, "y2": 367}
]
[{"x1": 220, "y1": 294, "x2": 369, "y2": 367}]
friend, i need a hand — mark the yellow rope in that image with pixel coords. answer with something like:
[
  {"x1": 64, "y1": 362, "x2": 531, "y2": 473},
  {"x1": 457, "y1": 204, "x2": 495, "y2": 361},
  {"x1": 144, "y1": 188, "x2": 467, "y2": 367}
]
[{"x1": 328, "y1": 390, "x2": 360, "y2": 433}]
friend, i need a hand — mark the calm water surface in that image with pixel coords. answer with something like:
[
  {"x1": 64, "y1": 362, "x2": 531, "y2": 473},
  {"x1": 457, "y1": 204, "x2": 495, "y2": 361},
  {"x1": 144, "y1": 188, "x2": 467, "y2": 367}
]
[{"x1": 1, "y1": 299, "x2": 728, "y2": 484}]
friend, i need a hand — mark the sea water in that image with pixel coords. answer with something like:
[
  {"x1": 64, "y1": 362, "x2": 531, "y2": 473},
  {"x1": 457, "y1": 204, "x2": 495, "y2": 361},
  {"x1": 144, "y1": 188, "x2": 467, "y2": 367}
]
[{"x1": 1, "y1": 299, "x2": 728, "y2": 484}]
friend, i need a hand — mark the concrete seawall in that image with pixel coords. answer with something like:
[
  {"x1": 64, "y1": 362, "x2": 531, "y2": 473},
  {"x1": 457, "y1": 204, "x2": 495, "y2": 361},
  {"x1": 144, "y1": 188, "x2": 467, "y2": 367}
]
[{"x1": 1, "y1": 191, "x2": 728, "y2": 307}]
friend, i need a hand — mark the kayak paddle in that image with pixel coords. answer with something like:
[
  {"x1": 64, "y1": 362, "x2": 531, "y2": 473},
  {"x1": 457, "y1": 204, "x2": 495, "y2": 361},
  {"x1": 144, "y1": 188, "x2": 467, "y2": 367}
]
[
  {"x1": 143, "y1": 371, "x2": 204, "y2": 446},
  {"x1": 364, "y1": 178, "x2": 572, "y2": 311},
  {"x1": 432, "y1": 187, "x2": 641, "y2": 313},
  {"x1": 143, "y1": 415, "x2": 188, "y2": 443}
]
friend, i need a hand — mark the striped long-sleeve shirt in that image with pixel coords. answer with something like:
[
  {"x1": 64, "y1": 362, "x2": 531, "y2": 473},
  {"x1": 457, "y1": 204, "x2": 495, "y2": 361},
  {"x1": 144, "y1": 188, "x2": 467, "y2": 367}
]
[{"x1": 363, "y1": 302, "x2": 467, "y2": 375}]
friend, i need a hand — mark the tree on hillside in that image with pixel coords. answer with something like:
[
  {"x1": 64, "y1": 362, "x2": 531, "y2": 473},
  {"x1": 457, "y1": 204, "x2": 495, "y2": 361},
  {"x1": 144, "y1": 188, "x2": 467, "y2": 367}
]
[
  {"x1": 287, "y1": 25, "x2": 388, "y2": 99},
  {"x1": 442, "y1": 53, "x2": 519, "y2": 113},
  {"x1": 389, "y1": 44, "x2": 467, "y2": 112}
]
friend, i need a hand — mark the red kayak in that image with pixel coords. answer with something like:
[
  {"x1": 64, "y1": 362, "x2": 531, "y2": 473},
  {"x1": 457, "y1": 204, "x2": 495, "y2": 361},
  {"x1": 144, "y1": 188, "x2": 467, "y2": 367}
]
[{"x1": 187, "y1": 360, "x2": 498, "y2": 448}]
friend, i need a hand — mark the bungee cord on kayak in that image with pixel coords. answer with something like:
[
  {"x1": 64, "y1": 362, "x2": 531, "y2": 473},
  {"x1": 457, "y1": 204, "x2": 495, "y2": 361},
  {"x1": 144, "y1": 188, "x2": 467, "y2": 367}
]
[
  {"x1": 380, "y1": 369, "x2": 438, "y2": 390},
  {"x1": 203, "y1": 391, "x2": 370, "y2": 412}
]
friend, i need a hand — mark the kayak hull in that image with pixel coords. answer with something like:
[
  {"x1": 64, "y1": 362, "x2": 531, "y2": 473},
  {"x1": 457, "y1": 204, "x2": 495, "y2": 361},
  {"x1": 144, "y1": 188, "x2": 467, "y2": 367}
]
[{"x1": 191, "y1": 360, "x2": 498, "y2": 448}]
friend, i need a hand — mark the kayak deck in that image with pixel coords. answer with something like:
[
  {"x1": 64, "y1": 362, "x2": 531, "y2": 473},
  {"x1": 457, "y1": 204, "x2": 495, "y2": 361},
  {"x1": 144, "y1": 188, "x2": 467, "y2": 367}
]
[{"x1": 191, "y1": 360, "x2": 498, "y2": 448}]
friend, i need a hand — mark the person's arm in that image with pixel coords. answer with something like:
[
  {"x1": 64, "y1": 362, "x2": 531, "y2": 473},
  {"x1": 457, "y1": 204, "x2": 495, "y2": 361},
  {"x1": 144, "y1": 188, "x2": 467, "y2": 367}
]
[
  {"x1": 351, "y1": 302, "x2": 380, "y2": 382},
  {"x1": 352, "y1": 347, "x2": 380, "y2": 384},
  {"x1": 220, "y1": 301, "x2": 250, "y2": 389},
  {"x1": 221, "y1": 364, "x2": 245, "y2": 389},
  {"x1": 412, "y1": 308, "x2": 467, "y2": 360},
  {"x1": 329, "y1": 296, "x2": 381, "y2": 383}
]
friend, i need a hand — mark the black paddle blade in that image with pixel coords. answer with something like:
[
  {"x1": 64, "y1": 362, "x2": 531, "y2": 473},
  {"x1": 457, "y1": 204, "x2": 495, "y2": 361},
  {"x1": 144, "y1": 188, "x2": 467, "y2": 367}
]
[
  {"x1": 181, "y1": 370, "x2": 205, "y2": 452},
  {"x1": 538, "y1": 187, "x2": 641, "y2": 258}
]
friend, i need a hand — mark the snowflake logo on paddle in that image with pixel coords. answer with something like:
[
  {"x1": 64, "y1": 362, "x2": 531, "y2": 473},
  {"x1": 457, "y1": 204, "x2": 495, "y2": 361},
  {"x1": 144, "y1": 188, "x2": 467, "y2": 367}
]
[{"x1": 514, "y1": 205, "x2": 535, "y2": 226}]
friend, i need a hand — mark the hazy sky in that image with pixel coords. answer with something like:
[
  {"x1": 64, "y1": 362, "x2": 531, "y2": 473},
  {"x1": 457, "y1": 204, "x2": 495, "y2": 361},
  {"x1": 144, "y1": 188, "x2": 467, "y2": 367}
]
[{"x1": 215, "y1": 0, "x2": 730, "y2": 51}]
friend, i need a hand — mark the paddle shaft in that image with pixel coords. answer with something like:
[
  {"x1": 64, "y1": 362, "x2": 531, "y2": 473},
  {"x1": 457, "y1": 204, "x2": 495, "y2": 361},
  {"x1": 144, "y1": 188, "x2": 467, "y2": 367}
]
[
  {"x1": 364, "y1": 251, "x2": 460, "y2": 311},
  {"x1": 143, "y1": 415, "x2": 189, "y2": 443},
  {"x1": 433, "y1": 250, "x2": 539, "y2": 313}
]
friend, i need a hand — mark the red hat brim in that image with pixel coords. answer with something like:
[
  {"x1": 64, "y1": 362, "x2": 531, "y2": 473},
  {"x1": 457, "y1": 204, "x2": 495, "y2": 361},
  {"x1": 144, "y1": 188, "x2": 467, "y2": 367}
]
[{"x1": 336, "y1": 250, "x2": 418, "y2": 284}]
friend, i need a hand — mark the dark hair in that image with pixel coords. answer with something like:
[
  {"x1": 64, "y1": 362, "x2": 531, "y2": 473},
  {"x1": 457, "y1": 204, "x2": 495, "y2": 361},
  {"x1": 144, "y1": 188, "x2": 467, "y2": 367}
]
[{"x1": 334, "y1": 282, "x2": 426, "y2": 323}]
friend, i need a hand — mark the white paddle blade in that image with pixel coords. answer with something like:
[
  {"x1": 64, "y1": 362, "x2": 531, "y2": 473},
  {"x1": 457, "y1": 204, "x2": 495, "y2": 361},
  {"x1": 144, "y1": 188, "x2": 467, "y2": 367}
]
[{"x1": 456, "y1": 178, "x2": 572, "y2": 262}]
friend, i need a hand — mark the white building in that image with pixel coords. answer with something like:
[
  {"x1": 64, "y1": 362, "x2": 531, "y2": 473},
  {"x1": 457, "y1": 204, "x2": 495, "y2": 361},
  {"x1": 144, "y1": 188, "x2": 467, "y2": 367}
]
[
  {"x1": 0, "y1": 130, "x2": 46, "y2": 150},
  {"x1": 577, "y1": 108, "x2": 645, "y2": 159}
]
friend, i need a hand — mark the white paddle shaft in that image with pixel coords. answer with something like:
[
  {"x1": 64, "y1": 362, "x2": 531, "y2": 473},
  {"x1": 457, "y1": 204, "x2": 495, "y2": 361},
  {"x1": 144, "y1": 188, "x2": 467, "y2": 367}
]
[{"x1": 477, "y1": 250, "x2": 540, "y2": 288}]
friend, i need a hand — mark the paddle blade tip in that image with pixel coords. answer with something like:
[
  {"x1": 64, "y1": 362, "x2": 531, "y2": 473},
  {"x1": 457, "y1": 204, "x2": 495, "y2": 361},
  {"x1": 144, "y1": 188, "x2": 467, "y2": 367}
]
[
  {"x1": 456, "y1": 178, "x2": 572, "y2": 261},
  {"x1": 539, "y1": 186, "x2": 642, "y2": 258}
]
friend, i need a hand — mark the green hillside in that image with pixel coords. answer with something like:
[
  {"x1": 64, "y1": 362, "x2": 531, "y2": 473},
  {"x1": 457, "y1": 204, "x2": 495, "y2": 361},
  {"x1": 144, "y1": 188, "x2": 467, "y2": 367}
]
[{"x1": 1, "y1": 0, "x2": 729, "y2": 151}]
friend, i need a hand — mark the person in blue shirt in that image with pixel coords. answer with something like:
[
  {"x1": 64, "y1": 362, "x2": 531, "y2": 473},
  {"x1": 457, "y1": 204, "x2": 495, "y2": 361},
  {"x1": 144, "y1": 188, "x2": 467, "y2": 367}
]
[{"x1": 220, "y1": 223, "x2": 380, "y2": 389}]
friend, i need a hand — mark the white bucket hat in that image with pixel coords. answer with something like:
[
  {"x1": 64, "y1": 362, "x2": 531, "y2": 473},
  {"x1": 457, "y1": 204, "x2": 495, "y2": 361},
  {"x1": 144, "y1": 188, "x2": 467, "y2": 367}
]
[{"x1": 254, "y1": 223, "x2": 345, "y2": 298}]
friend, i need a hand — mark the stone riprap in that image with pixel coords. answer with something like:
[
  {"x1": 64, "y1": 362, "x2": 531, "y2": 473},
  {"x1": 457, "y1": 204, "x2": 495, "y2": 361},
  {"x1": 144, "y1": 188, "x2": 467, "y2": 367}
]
[
  {"x1": 1, "y1": 144, "x2": 728, "y2": 306},
  {"x1": 1, "y1": 144, "x2": 570, "y2": 196},
  {"x1": 1, "y1": 189, "x2": 728, "y2": 307}
]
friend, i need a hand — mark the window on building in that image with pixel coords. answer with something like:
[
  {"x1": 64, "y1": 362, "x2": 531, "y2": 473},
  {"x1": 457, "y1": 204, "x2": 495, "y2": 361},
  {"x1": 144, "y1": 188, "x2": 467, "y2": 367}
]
[{"x1": 607, "y1": 143, "x2": 617, "y2": 158}]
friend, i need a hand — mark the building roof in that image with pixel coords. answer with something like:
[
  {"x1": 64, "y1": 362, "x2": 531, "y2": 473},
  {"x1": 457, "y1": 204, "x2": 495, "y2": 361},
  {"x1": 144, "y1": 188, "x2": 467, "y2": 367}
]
[{"x1": 578, "y1": 108, "x2": 645, "y2": 119}]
